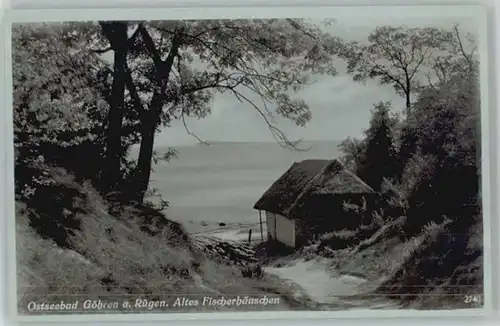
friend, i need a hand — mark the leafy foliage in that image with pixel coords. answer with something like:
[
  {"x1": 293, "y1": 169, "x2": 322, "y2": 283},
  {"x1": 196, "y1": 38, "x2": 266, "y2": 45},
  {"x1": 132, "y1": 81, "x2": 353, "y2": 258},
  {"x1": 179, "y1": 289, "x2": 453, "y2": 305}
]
[
  {"x1": 339, "y1": 101, "x2": 399, "y2": 192},
  {"x1": 12, "y1": 23, "x2": 109, "y2": 199},
  {"x1": 12, "y1": 23, "x2": 107, "y2": 149},
  {"x1": 338, "y1": 24, "x2": 480, "y2": 236},
  {"x1": 398, "y1": 65, "x2": 480, "y2": 233},
  {"x1": 356, "y1": 101, "x2": 399, "y2": 191},
  {"x1": 125, "y1": 18, "x2": 341, "y2": 140},
  {"x1": 338, "y1": 26, "x2": 455, "y2": 109},
  {"x1": 120, "y1": 19, "x2": 343, "y2": 200},
  {"x1": 337, "y1": 137, "x2": 366, "y2": 173}
]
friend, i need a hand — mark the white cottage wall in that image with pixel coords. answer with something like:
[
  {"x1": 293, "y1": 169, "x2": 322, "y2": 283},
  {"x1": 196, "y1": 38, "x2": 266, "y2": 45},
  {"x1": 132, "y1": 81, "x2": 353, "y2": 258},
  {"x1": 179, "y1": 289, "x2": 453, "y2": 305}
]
[
  {"x1": 266, "y1": 211, "x2": 276, "y2": 239},
  {"x1": 265, "y1": 211, "x2": 295, "y2": 247}
]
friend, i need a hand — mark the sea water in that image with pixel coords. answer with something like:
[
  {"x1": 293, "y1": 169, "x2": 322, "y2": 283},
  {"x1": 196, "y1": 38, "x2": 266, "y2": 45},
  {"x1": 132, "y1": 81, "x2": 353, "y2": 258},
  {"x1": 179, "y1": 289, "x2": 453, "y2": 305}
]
[{"x1": 149, "y1": 141, "x2": 341, "y2": 234}]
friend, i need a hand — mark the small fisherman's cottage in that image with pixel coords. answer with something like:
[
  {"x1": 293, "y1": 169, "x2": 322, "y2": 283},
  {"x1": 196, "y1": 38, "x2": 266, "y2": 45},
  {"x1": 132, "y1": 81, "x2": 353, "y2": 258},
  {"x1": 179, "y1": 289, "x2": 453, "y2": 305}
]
[{"x1": 253, "y1": 159, "x2": 376, "y2": 248}]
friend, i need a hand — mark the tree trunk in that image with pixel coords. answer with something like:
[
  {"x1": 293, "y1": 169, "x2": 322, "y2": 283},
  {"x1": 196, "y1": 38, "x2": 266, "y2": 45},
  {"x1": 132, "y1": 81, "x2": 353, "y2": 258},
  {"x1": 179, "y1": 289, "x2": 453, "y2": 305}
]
[
  {"x1": 405, "y1": 75, "x2": 412, "y2": 114},
  {"x1": 405, "y1": 91, "x2": 411, "y2": 114},
  {"x1": 100, "y1": 22, "x2": 129, "y2": 193},
  {"x1": 133, "y1": 27, "x2": 183, "y2": 203},
  {"x1": 134, "y1": 95, "x2": 162, "y2": 202}
]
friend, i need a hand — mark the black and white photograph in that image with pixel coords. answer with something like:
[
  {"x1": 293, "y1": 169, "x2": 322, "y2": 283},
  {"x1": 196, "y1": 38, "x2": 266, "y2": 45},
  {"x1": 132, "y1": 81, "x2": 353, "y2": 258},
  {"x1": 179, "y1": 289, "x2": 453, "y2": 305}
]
[{"x1": 6, "y1": 5, "x2": 490, "y2": 318}]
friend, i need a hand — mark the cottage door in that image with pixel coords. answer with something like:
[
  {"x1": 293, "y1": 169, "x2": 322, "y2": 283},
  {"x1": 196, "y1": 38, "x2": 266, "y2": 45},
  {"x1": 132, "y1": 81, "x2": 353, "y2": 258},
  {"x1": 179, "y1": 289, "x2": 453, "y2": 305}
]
[{"x1": 274, "y1": 215, "x2": 277, "y2": 239}]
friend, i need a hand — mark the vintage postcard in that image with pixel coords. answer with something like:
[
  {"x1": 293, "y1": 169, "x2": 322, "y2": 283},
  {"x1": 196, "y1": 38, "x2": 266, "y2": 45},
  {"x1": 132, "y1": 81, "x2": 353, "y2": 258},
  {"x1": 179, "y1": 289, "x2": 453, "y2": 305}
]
[{"x1": 2, "y1": 4, "x2": 492, "y2": 322}]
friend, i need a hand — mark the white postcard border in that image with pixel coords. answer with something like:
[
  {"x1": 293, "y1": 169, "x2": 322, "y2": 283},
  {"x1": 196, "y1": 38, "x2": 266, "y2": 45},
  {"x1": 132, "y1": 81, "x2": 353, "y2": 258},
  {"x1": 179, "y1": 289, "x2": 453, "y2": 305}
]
[{"x1": 1, "y1": 4, "x2": 494, "y2": 322}]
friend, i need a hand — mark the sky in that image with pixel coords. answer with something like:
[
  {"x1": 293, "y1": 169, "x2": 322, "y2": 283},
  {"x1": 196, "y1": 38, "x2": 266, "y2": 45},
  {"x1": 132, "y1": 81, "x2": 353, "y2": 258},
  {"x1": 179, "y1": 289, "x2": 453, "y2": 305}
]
[{"x1": 152, "y1": 14, "x2": 479, "y2": 147}]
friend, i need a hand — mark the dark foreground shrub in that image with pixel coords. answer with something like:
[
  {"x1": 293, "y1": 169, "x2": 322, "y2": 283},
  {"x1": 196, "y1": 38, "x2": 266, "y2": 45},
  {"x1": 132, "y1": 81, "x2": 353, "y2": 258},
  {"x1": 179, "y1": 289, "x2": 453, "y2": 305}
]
[{"x1": 376, "y1": 218, "x2": 483, "y2": 304}]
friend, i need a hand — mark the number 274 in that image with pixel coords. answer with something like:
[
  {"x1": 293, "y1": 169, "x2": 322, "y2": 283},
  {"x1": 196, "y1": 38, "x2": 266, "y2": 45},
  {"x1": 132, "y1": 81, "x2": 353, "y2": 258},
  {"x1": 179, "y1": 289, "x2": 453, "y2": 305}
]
[{"x1": 464, "y1": 295, "x2": 482, "y2": 304}]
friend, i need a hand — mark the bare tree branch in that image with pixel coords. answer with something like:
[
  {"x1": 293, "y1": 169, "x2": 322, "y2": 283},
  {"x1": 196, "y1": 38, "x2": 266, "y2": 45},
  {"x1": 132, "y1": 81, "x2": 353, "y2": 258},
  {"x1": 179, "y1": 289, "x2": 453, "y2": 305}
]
[
  {"x1": 224, "y1": 87, "x2": 308, "y2": 150},
  {"x1": 91, "y1": 46, "x2": 112, "y2": 54},
  {"x1": 138, "y1": 24, "x2": 164, "y2": 69},
  {"x1": 453, "y1": 24, "x2": 473, "y2": 65},
  {"x1": 180, "y1": 112, "x2": 209, "y2": 145}
]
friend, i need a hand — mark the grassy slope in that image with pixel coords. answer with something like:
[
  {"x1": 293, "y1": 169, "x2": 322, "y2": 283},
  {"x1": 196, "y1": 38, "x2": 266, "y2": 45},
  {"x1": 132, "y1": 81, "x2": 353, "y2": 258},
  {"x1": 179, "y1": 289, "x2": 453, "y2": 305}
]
[
  {"x1": 376, "y1": 219, "x2": 483, "y2": 309},
  {"x1": 16, "y1": 170, "x2": 313, "y2": 314}
]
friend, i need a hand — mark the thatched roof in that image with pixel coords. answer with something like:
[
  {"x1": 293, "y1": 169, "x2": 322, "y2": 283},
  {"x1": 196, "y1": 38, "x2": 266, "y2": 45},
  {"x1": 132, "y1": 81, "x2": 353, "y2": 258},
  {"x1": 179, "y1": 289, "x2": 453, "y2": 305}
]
[
  {"x1": 253, "y1": 159, "x2": 375, "y2": 218},
  {"x1": 253, "y1": 159, "x2": 328, "y2": 216}
]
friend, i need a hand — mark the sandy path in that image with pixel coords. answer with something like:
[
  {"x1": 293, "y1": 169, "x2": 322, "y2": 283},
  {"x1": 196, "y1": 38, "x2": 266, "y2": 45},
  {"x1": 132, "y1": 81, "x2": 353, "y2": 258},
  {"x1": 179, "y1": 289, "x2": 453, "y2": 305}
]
[{"x1": 264, "y1": 258, "x2": 400, "y2": 309}]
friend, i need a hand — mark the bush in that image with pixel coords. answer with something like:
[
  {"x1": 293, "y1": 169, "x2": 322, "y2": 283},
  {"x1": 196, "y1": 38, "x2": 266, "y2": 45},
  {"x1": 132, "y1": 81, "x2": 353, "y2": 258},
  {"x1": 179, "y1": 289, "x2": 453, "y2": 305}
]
[
  {"x1": 13, "y1": 23, "x2": 110, "y2": 192},
  {"x1": 376, "y1": 218, "x2": 482, "y2": 304},
  {"x1": 317, "y1": 224, "x2": 383, "y2": 252}
]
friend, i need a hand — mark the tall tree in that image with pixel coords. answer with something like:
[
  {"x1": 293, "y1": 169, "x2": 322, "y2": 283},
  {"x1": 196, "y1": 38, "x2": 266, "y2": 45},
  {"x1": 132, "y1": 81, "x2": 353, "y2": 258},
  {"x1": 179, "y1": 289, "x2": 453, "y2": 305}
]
[
  {"x1": 97, "y1": 22, "x2": 141, "y2": 193},
  {"x1": 357, "y1": 101, "x2": 398, "y2": 191},
  {"x1": 337, "y1": 137, "x2": 366, "y2": 174},
  {"x1": 123, "y1": 19, "x2": 341, "y2": 202},
  {"x1": 12, "y1": 23, "x2": 108, "y2": 197},
  {"x1": 339, "y1": 26, "x2": 452, "y2": 112},
  {"x1": 395, "y1": 28, "x2": 480, "y2": 233},
  {"x1": 397, "y1": 25, "x2": 479, "y2": 176},
  {"x1": 400, "y1": 65, "x2": 480, "y2": 233},
  {"x1": 424, "y1": 24, "x2": 477, "y2": 88}
]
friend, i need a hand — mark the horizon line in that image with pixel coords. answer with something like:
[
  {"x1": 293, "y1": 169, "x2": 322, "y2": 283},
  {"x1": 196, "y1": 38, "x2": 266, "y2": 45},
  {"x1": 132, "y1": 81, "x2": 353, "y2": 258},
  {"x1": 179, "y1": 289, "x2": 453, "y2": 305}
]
[{"x1": 151, "y1": 139, "x2": 344, "y2": 147}]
